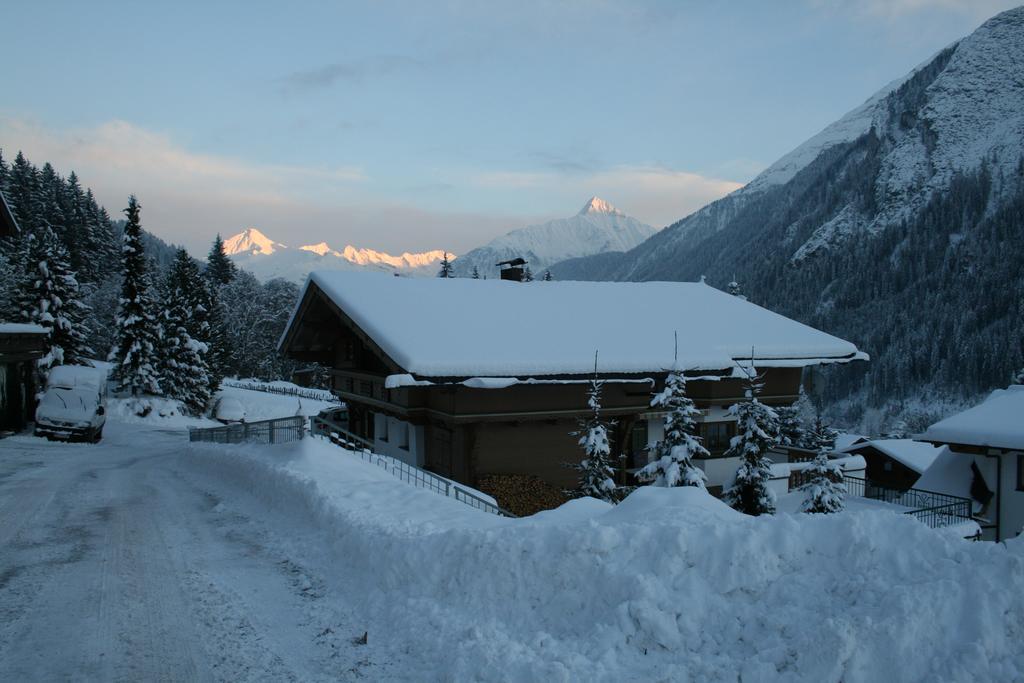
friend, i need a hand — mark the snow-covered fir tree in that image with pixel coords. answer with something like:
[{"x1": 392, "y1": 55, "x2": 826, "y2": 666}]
[
  {"x1": 723, "y1": 366, "x2": 780, "y2": 515},
  {"x1": 543, "y1": 270, "x2": 553, "y2": 281},
  {"x1": 805, "y1": 414, "x2": 839, "y2": 452},
  {"x1": 799, "y1": 448, "x2": 846, "y2": 514},
  {"x1": 1014, "y1": 367, "x2": 1024, "y2": 385},
  {"x1": 776, "y1": 403, "x2": 805, "y2": 448},
  {"x1": 13, "y1": 225, "x2": 92, "y2": 370},
  {"x1": 727, "y1": 278, "x2": 744, "y2": 299},
  {"x1": 437, "y1": 252, "x2": 454, "y2": 278},
  {"x1": 206, "y1": 233, "x2": 237, "y2": 286},
  {"x1": 471, "y1": 265, "x2": 480, "y2": 279},
  {"x1": 571, "y1": 365, "x2": 618, "y2": 502},
  {"x1": 158, "y1": 249, "x2": 213, "y2": 414},
  {"x1": 636, "y1": 368, "x2": 708, "y2": 488},
  {"x1": 523, "y1": 266, "x2": 534, "y2": 282},
  {"x1": 109, "y1": 196, "x2": 162, "y2": 396}
]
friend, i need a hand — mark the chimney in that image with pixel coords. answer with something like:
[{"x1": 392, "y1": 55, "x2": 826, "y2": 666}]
[{"x1": 496, "y1": 257, "x2": 527, "y2": 282}]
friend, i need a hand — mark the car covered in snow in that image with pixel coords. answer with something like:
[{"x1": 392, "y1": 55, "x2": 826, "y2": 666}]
[
  {"x1": 34, "y1": 365, "x2": 108, "y2": 442},
  {"x1": 212, "y1": 396, "x2": 246, "y2": 424},
  {"x1": 312, "y1": 405, "x2": 348, "y2": 436}
]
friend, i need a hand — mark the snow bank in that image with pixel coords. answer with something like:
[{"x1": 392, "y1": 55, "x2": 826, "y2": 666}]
[
  {"x1": 107, "y1": 397, "x2": 217, "y2": 428},
  {"x1": 214, "y1": 385, "x2": 336, "y2": 421},
  {"x1": 185, "y1": 437, "x2": 1024, "y2": 682}
]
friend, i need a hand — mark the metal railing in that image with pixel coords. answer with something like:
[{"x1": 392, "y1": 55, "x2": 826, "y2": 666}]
[
  {"x1": 310, "y1": 416, "x2": 515, "y2": 518},
  {"x1": 843, "y1": 475, "x2": 973, "y2": 529},
  {"x1": 222, "y1": 379, "x2": 341, "y2": 403},
  {"x1": 188, "y1": 416, "x2": 306, "y2": 445}
]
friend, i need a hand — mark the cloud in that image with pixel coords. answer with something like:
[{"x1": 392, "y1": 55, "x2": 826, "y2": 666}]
[
  {"x1": 473, "y1": 164, "x2": 742, "y2": 229},
  {"x1": 0, "y1": 116, "x2": 523, "y2": 255},
  {"x1": 280, "y1": 55, "x2": 422, "y2": 91}
]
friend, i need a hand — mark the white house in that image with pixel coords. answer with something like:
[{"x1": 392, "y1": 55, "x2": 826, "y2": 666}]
[{"x1": 917, "y1": 385, "x2": 1024, "y2": 541}]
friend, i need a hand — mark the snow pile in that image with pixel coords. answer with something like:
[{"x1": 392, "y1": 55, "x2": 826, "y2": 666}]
[
  {"x1": 215, "y1": 385, "x2": 336, "y2": 421},
  {"x1": 107, "y1": 397, "x2": 216, "y2": 428},
  {"x1": 187, "y1": 437, "x2": 1024, "y2": 682}
]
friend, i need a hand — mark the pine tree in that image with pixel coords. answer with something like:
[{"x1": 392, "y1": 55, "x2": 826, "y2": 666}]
[
  {"x1": 543, "y1": 270, "x2": 553, "y2": 281},
  {"x1": 471, "y1": 265, "x2": 480, "y2": 279},
  {"x1": 109, "y1": 196, "x2": 162, "y2": 396},
  {"x1": 723, "y1": 366, "x2": 779, "y2": 515},
  {"x1": 1013, "y1": 367, "x2": 1024, "y2": 385},
  {"x1": 206, "y1": 233, "x2": 237, "y2": 285},
  {"x1": 523, "y1": 266, "x2": 534, "y2": 282},
  {"x1": 776, "y1": 404, "x2": 805, "y2": 448},
  {"x1": 158, "y1": 250, "x2": 213, "y2": 413},
  {"x1": 437, "y1": 252, "x2": 454, "y2": 278},
  {"x1": 727, "y1": 277, "x2": 747, "y2": 300},
  {"x1": 800, "y1": 448, "x2": 846, "y2": 514},
  {"x1": 13, "y1": 225, "x2": 93, "y2": 370},
  {"x1": 805, "y1": 414, "x2": 839, "y2": 452},
  {"x1": 636, "y1": 367, "x2": 708, "y2": 488},
  {"x1": 571, "y1": 359, "x2": 618, "y2": 502},
  {"x1": 199, "y1": 279, "x2": 228, "y2": 392}
]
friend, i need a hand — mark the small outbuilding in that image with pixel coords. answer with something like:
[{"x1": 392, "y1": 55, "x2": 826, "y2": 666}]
[
  {"x1": 838, "y1": 439, "x2": 943, "y2": 491},
  {"x1": 0, "y1": 324, "x2": 50, "y2": 435}
]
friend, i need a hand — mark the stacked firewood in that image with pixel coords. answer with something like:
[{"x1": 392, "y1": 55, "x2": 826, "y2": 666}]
[{"x1": 477, "y1": 474, "x2": 569, "y2": 517}]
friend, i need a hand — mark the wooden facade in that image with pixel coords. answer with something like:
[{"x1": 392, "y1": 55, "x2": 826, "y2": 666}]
[
  {"x1": 283, "y1": 282, "x2": 807, "y2": 490},
  {"x1": 0, "y1": 190, "x2": 19, "y2": 238},
  {"x1": 0, "y1": 329, "x2": 49, "y2": 434}
]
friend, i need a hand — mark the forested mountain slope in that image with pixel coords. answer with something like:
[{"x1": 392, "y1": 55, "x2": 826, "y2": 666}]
[{"x1": 553, "y1": 7, "x2": 1024, "y2": 425}]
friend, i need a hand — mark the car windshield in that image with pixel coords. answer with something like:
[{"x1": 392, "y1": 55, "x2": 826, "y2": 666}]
[{"x1": 40, "y1": 388, "x2": 94, "y2": 417}]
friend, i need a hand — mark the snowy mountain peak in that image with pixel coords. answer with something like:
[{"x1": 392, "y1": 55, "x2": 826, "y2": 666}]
[
  {"x1": 223, "y1": 228, "x2": 285, "y2": 256},
  {"x1": 578, "y1": 197, "x2": 622, "y2": 216},
  {"x1": 299, "y1": 241, "x2": 337, "y2": 256}
]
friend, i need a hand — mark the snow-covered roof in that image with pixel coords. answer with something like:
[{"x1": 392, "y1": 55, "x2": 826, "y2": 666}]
[
  {"x1": 919, "y1": 385, "x2": 1024, "y2": 451},
  {"x1": 833, "y1": 433, "x2": 868, "y2": 450},
  {"x1": 286, "y1": 271, "x2": 866, "y2": 378},
  {"x1": 0, "y1": 322, "x2": 49, "y2": 335},
  {"x1": 842, "y1": 439, "x2": 942, "y2": 474}
]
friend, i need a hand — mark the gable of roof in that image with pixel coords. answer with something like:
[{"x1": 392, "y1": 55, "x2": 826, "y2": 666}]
[
  {"x1": 0, "y1": 191, "x2": 19, "y2": 238},
  {"x1": 920, "y1": 385, "x2": 1024, "y2": 452},
  {"x1": 281, "y1": 271, "x2": 866, "y2": 379}
]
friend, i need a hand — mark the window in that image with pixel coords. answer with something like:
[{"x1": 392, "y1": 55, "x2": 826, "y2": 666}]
[
  {"x1": 702, "y1": 422, "x2": 733, "y2": 453},
  {"x1": 397, "y1": 422, "x2": 409, "y2": 450},
  {"x1": 630, "y1": 420, "x2": 648, "y2": 456},
  {"x1": 376, "y1": 413, "x2": 389, "y2": 442},
  {"x1": 1017, "y1": 454, "x2": 1024, "y2": 491}
]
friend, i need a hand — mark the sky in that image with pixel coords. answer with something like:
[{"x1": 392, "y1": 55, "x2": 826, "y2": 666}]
[{"x1": 1, "y1": 0, "x2": 1018, "y2": 257}]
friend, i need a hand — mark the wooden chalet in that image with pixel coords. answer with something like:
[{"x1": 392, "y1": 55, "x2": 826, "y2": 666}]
[
  {"x1": 0, "y1": 190, "x2": 50, "y2": 435},
  {"x1": 280, "y1": 272, "x2": 867, "y2": 494},
  {"x1": 837, "y1": 439, "x2": 942, "y2": 491}
]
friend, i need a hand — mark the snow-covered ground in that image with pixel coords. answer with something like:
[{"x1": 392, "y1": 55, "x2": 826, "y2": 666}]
[{"x1": 4, "y1": 416, "x2": 1024, "y2": 681}]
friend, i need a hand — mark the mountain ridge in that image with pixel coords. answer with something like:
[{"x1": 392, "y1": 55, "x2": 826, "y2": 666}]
[{"x1": 549, "y1": 6, "x2": 1024, "y2": 426}]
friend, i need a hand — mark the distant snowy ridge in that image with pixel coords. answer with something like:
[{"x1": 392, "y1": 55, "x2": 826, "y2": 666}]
[
  {"x1": 453, "y1": 197, "x2": 656, "y2": 278},
  {"x1": 222, "y1": 228, "x2": 453, "y2": 282}
]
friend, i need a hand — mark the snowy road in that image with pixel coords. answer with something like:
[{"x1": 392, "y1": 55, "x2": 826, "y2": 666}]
[{"x1": 0, "y1": 422, "x2": 380, "y2": 682}]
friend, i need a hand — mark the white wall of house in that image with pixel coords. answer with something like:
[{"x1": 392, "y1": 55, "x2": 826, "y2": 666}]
[
  {"x1": 999, "y1": 451, "x2": 1024, "y2": 542},
  {"x1": 373, "y1": 413, "x2": 425, "y2": 468}
]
